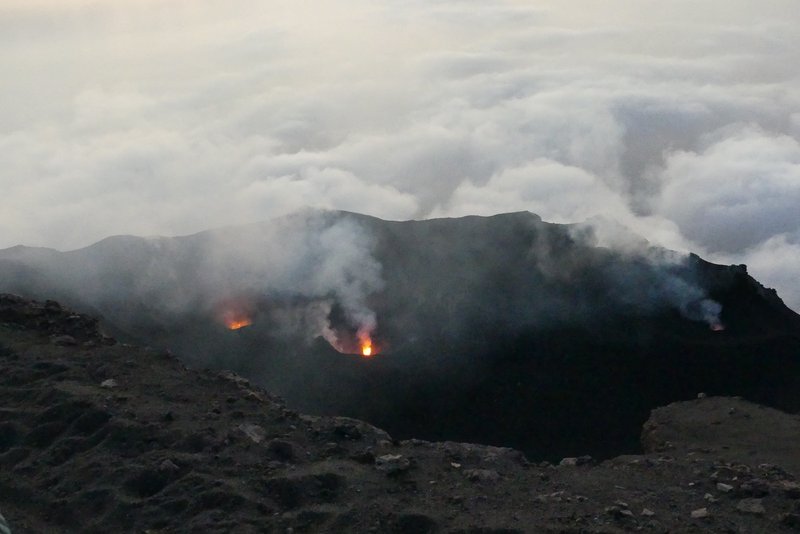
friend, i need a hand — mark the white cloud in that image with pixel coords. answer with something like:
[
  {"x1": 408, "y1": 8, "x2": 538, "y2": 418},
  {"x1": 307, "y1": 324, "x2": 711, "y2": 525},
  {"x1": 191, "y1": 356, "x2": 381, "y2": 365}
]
[
  {"x1": 0, "y1": 0, "x2": 799, "y2": 310},
  {"x1": 432, "y1": 159, "x2": 627, "y2": 223},
  {"x1": 733, "y1": 234, "x2": 800, "y2": 311},
  {"x1": 656, "y1": 127, "x2": 800, "y2": 253},
  {"x1": 236, "y1": 167, "x2": 419, "y2": 220}
]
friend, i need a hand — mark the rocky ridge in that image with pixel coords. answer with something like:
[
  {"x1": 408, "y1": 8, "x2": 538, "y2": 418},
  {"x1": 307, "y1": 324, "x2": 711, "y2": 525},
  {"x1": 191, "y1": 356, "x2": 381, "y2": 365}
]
[
  {"x1": 3, "y1": 211, "x2": 800, "y2": 463},
  {"x1": 1, "y1": 294, "x2": 800, "y2": 533}
]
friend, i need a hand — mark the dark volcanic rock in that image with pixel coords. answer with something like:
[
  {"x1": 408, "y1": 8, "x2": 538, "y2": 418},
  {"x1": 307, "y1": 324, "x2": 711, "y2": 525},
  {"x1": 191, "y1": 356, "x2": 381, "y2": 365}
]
[
  {"x1": 1, "y1": 296, "x2": 800, "y2": 532},
  {"x1": 1, "y1": 212, "x2": 800, "y2": 464},
  {"x1": 0, "y1": 293, "x2": 113, "y2": 346},
  {"x1": 642, "y1": 396, "x2": 800, "y2": 473}
]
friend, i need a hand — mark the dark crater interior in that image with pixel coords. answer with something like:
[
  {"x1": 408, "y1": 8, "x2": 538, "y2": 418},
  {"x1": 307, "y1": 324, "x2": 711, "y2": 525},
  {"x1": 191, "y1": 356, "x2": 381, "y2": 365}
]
[{"x1": 2, "y1": 211, "x2": 800, "y2": 461}]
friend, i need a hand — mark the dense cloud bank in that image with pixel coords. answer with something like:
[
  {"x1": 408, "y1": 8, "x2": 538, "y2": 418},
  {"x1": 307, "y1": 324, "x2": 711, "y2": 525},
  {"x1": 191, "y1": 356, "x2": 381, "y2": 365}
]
[{"x1": 1, "y1": 0, "x2": 798, "y2": 310}]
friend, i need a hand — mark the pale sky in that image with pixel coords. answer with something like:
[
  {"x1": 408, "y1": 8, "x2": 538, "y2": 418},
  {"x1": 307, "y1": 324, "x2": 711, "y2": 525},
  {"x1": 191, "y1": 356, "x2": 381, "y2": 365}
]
[{"x1": 2, "y1": 0, "x2": 799, "y2": 310}]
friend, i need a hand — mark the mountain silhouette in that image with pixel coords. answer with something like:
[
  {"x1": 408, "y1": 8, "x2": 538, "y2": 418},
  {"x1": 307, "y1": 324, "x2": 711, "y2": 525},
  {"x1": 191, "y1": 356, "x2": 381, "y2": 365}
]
[{"x1": 2, "y1": 210, "x2": 799, "y2": 459}]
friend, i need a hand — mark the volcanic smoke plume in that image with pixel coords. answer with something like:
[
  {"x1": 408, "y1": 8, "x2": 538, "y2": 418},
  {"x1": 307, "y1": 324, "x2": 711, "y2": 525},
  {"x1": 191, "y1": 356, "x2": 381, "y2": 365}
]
[
  {"x1": 0, "y1": 210, "x2": 729, "y2": 359},
  {"x1": 196, "y1": 210, "x2": 385, "y2": 353},
  {"x1": 4, "y1": 210, "x2": 799, "y2": 460}
]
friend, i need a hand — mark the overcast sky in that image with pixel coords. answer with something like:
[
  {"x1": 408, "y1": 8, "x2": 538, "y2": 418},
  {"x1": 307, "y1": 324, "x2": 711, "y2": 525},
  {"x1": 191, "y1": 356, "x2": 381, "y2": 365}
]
[{"x1": 1, "y1": 0, "x2": 799, "y2": 310}]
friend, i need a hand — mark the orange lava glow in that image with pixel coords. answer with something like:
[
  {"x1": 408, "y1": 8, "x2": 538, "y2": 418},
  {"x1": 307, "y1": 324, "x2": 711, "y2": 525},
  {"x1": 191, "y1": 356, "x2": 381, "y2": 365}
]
[
  {"x1": 360, "y1": 338, "x2": 373, "y2": 357},
  {"x1": 226, "y1": 318, "x2": 253, "y2": 330},
  {"x1": 218, "y1": 300, "x2": 254, "y2": 331}
]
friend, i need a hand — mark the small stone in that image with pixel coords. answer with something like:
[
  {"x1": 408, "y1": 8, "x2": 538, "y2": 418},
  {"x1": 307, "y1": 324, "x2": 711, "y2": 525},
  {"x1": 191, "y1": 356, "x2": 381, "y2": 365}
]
[
  {"x1": 238, "y1": 423, "x2": 265, "y2": 444},
  {"x1": 322, "y1": 442, "x2": 344, "y2": 457},
  {"x1": 736, "y1": 498, "x2": 765, "y2": 516},
  {"x1": 697, "y1": 392, "x2": 707, "y2": 399},
  {"x1": 375, "y1": 454, "x2": 411, "y2": 475},
  {"x1": 558, "y1": 455, "x2": 593, "y2": 467},
  {"x1": 641, "y1": 508, "x2": 655, "y2": 517},
  {"x1": 536, "y1": 491, "x2": 565, "y2": 503},
  {"x1": 450, "y1": 462, "x2": 461, "y2": 469},
  {"x1": 159, "y1": 459, "x2": 180, "y2": 473},
  {"x1": 245, "y1": 391, "x2": 264, "y2": 402},
  {"x1": 691, "y1": 508, "x2": 710, "y2": 519},
  {"x1": 100, "y1": 379, "x2": 118, "y2": 389},
  {"x1": 218, "y1": 370, "x2": 250, "y2": 387},
  {"x1": 704, "y1": 493, "x2": 717, "y2": 502},
  {"x1": 604, "y1": 506, "x2": 634, "y2": 519},
  {"x1": 716, "y1": 482, "x2": 734, "y2": 493}
]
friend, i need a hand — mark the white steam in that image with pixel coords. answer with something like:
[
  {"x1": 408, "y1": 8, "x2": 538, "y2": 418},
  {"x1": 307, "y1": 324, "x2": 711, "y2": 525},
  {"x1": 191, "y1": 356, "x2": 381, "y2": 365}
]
[
  {"x1": 570, "y1": 221, "x2": 724, "y2": 327},
  {"x1": 200, "y1": 212, "x2": 383, "y2": 346}
]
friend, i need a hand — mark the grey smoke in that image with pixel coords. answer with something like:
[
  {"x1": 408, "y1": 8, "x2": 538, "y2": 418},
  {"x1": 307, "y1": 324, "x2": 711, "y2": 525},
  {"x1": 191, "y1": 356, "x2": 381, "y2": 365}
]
[
  {"x1": 0, "y1": 211, "x2": 385, "y2": 353},
  {"x1": 0, "y1": 210, "x2": 729, "y2": 364},
  {"x1": 187, "y1": 211, "x2": 385, "y2": 348},
  {"x1": 567, "y1": 221, "x2": 724, "y2": 327}
]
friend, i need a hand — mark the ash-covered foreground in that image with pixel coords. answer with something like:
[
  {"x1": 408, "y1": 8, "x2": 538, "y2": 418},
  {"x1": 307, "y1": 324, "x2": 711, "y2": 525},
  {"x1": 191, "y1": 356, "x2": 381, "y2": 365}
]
[{"x1": 1, "y1": 295, "x2": 800, "y2": 533}]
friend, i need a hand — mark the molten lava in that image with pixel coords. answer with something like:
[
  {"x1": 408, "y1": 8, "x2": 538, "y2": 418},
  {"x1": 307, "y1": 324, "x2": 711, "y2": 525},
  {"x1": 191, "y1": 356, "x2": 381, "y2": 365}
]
[
  {"x1": 217, "y1": 300, "x2": 254, "y2": 331},
  {"x1": 324, "y1": 325, "x2": 380, "y2": 357},
  {"x1": 360, "y1": 337, "x2": 373, "y2": 357},
  {"x1": 226, "y1": 317, "x2": 253, "y2": 330}
]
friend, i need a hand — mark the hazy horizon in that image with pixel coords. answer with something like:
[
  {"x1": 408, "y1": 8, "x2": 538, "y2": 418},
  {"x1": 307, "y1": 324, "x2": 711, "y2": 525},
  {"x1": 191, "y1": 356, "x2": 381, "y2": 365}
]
[{"x1": 2, "y1": 0, "x2": 798, "y2": 310}]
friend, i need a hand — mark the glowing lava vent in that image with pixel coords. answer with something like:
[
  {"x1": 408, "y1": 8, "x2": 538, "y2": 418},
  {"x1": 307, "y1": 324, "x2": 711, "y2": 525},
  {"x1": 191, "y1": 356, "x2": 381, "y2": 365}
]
[
  {"x1": 360, "y1": 336, "x2": 373, "y2": 357},
  {"x1": 321, "y1": 318, "x2": 382, "y2": 357},
  {"x1": 217, "y1": 299, "x2": 255, "y2": 330},
  {"x1": 327, "y1": 328, "x2": 380, "y2": 357},
  {"x1": 225, "y1": 315, "x2": 253, "y2": 330}
]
